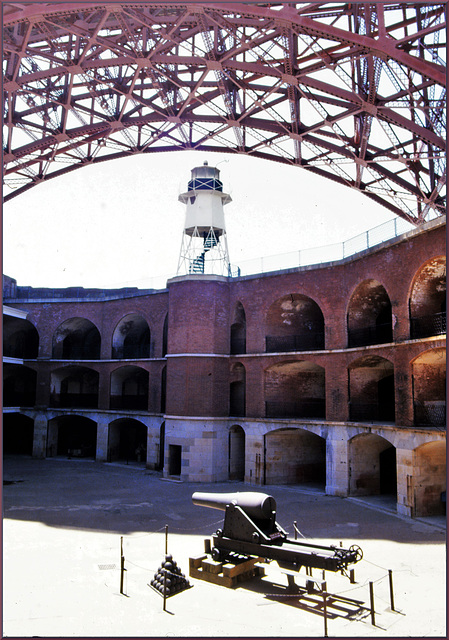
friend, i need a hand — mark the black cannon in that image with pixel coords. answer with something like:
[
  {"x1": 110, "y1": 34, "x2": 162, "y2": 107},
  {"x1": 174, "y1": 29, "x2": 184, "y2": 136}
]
[{"x1": 192, "y1": 491, "x2": 363, "y2": 572}]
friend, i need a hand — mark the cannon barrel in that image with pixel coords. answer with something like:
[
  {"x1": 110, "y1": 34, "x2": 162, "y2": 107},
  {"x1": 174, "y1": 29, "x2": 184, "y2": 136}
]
[{"x1": 192, "y1": 491, "x2": 276, "y2": 520}]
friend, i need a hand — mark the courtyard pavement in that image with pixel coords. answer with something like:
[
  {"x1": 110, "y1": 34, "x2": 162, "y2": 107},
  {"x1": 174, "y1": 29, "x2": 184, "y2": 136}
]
[{"x1": 2, "y1": 456, "x2": 446, "y2": 638}]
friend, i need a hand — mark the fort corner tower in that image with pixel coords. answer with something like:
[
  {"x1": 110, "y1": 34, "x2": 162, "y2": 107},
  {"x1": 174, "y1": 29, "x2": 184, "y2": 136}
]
[{"x1": 177, "y1": 161, "x2": 232, "y2": 276}]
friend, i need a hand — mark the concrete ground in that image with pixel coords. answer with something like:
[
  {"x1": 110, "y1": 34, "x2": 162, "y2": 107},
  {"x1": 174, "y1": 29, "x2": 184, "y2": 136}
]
[{"x1": 2, "y1": 456, "x2": 446, "y2": 638}]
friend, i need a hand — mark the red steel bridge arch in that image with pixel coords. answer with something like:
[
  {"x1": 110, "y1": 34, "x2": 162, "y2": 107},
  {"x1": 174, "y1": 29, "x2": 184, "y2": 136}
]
[{"x1": 3, "y1": 2, "x2": 446, "y2": 225}]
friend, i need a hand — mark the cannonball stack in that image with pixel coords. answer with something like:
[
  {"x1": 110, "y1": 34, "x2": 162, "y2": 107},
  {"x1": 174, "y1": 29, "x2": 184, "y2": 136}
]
[{"x1": 150, "y1": 554, "x2": 191, "y2": 597}]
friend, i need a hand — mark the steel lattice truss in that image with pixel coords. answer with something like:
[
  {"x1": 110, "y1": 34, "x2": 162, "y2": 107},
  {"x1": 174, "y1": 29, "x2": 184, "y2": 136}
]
[{"x1": 3, "y1": 2, "x2": 446, "y2": 224}]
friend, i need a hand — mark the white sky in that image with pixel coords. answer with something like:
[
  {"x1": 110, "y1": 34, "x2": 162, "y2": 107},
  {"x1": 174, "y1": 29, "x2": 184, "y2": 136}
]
[{"x1": 3, "y1": 150, "x2": 396, "y2": 289}]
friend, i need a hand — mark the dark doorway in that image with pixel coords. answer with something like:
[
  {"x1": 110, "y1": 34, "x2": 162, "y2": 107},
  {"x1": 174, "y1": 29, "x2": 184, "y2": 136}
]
[
  {"x1": 380, "y1": 446, "x2": 397, "y2": 495},
  {"x1": 229, "y1": 426, "x2": 245, "y2": 480},
  {"x1": 3, "y1": 414, "x2": 34, "y2": 455},
  {"x1": 168, "y1": 444, "x2": 182, "y2": 476}
]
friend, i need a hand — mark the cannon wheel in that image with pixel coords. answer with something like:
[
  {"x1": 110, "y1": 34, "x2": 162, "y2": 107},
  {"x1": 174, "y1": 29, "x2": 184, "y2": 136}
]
[
  {"x1": 349, "y1": 545, "x2": 363, "y2": 562},
  {"x1": 211, "y1": 547, "x2": 223, "y2": 562}
]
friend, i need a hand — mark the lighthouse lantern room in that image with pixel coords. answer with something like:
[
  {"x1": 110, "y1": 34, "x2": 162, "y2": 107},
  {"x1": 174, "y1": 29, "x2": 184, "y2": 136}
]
[{"x1": 177, "y1": 161, "x2": 232, "y2": 276}]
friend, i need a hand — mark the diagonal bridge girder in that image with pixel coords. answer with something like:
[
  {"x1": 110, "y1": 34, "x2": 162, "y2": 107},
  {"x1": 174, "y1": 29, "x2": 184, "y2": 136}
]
[{"x1": 2, "y1": 1, "x2": 446, "y2": 225}]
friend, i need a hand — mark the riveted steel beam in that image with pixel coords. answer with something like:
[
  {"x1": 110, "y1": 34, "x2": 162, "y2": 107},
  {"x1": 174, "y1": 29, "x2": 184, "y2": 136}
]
[{"x1": 3, "y1": 2, "x2": 446, "y2": 224}]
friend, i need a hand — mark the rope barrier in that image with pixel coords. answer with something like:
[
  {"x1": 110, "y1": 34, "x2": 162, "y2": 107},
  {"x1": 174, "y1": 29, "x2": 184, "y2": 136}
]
[
  {"x1": 121, "y1": 517, "x2": 223, "y2": 538},
  {"x1": 362, "y1": 557, "x2": 392, "y2": 571},
  {"x1": 121, "y1": 525, "x2": 166, "y2": 539},
  {"x1": 164, "y1": 518, "x2": 224, "y2": 532},
  {"x1": 124, "y1": 559, "x2": 158, "y2": 573}
]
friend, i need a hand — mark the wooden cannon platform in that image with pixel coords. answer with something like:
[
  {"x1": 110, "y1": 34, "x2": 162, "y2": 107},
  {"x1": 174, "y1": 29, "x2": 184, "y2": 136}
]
[{"x1": 189, "y1": 554, "x2": 265, "y2": 588}]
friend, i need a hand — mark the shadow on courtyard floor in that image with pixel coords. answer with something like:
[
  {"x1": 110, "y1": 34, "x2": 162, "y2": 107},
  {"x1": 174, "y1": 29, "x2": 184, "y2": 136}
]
[{"x1": 2, "y1": 456, "x2": 446, "y2": 543}]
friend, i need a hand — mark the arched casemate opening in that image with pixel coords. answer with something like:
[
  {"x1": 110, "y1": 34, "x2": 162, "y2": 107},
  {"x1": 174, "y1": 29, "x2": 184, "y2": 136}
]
[
  {"x1": 229, "y1": 425, "x2": 245, "y2": 481},
  {"x1": 52, "y1": 318, "x2": 101, "y2": 359},
  {"x1": 412, "y1": 348, "x2": 446, "y2": 427},
  {"x1": 50, "y1": 366, "x2": 99, "y2": 409},
  {"x1": 347, "y1": 280, "x2": 393, "y2": 348},
  {"x1": 265, "y1": 361, "x2": 325, "y2": 419},
  {"x1": 410, "y1": 256, "x2": 446, "y2": 339},
  {"x1": 264, "y1": 428, "x2": 326, "y2": 487},
  {"x1": 3, "y1": 413, "x2": 34, "y2": 455},
  {"x1": 413, "y1": 441, "x2": 446, "y2": 517},
  {"x1": 3, "y1": 364, "x2": 36, "y2": 407},
  {"x1": 230, "y1": 363, "x2": 246, "y2": 417},
  {"x1": 266, "y1": 294, "x2": 325, "y2": 353},
  {"x1": 108, "y1": 418, "x2": 147, "y2": 464},
  {"x1": 230, "y1": 302, "x2": 246, "y2": 354},
  {"x1": 349, "y1": 433, "x2": 397, "y2": 498},
  {"x1": 48, "y1": 415, "x2": 97, "y2": 459},
  {"x1": 3, "y1": 316, "x2": 39, "y2": 358},
  {"x1": 110, "y1": 366, "x2": 149, "y2": 410},
  {"x1": 348, "y1": 356, "x2": 395, "y2": 423},
  {"x1": 112, "y1": 314, "x2": 151, "y2": 359}
]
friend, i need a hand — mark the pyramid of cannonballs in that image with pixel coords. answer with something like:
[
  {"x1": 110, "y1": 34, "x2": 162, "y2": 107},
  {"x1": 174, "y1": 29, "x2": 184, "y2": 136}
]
[{"x1": 150, "y1": 554, "x2": 191, "y2": 597}]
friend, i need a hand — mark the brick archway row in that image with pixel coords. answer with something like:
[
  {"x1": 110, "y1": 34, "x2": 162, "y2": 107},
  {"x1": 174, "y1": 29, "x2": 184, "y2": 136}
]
[
  {"x1": 3, "y1": 2, "x2": 446, "y2": 223},
  {"x1": 246, "y1": 420, "x2": 446, "y2": 451}
]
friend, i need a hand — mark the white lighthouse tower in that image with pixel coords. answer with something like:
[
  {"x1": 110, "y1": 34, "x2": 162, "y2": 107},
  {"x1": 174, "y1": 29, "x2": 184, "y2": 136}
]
[{"x1": 177, "y1": 161, "x2": 232, "y2": 276}]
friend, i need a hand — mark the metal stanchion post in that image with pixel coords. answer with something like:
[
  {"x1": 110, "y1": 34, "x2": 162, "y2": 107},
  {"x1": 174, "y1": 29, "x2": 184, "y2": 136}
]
[
  {"x1": 163, "y1": 569, "x2": 167, "y2": 612},
  {"x1": 323, "y1": 592, "x2": 328, "y2": 637},
  {"x1": 293, "y1": 521, "x2": 297, "y2": 540},
  {"x1": 165, "y1": 525, "x2": 168, "y2": 555},
  {"x1": 369, "y1": 581, "x2": 376, "y2": 626},
  {"x1": 120, "y1": 536, "x2": 125, "y2": 595},
  {"x1": 120, "y1": 555, "x2": 125, "y2": 595},
  {"x1": 389, "y1": 570, "x2": 395, "y2": 611}
]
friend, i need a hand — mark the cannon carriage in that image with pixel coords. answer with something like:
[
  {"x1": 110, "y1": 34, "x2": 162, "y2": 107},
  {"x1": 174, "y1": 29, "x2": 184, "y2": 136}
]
[{"x1": 192, "y1": 491, "x2": 363, "y2": 573}]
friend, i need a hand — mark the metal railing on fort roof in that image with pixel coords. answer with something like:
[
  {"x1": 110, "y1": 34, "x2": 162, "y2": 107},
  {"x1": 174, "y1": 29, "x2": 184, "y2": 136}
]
[
  {"x1": 232, "y1": 216, "x2": 415, "y2": 277},
  {"x1": 2, "y1": 216, "x2": 427, "y2": 298}
]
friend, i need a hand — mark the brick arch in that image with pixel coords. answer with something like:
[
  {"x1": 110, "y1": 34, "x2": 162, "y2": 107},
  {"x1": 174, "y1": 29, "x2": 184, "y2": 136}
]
[
  {"x1": 346, "y1": 279, "x2": 393, "y2": 347},
  {"x1": 3, "y1": 364, "x2": 37, "y2": 408},
  {"x1": 109, "y1": 365, "x2": 149, "y2": 411},
  {"x1": 265, "y1": 293, "x2": 325, "y2": 353},
  {"x1": 348, "y1": 355, "x2": 395, "y2": 423},
  {"x1": 411, "y1": 347, "x2": 446, "y2": 428},
  {"x1": 48, "y1": 414, "x2": 97, "y2": 459},
  {"x1": 264, "y1": 360, "x2": 325, "y2": 420},
  {"x1": 264, "y1": 427, "x2": 326, "y2": 486},
  {"x1": 50, "y1": 365, "x2": 99, "y2": 409},
  {"x1": 3, "y1": 315, "x2": 39, "y2": 358},
  {"x1": 107, "y1": 417, "x2": 148, "y2": 464},
  {"x1": 409, "y1": 255, "x2": 446, "y2": 340},
  {"x1": 52, "y1": 317, "x2": 101, "y2": 359},
  {"x1": 348, "y1": 432, "x2": 396, "y2": 497},
  {"x1": 112, "y1": 313, "x2": 152, "y2": 359}
]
